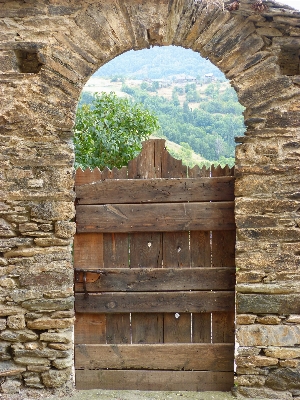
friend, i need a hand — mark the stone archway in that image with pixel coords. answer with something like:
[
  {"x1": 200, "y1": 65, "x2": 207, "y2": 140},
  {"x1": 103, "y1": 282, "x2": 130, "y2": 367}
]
[{"x1": 0, "y1": 1, "x2": 299, "y2": 398}]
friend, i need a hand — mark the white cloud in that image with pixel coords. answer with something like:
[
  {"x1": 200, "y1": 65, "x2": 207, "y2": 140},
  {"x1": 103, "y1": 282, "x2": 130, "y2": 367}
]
[{"x1": 275, "y1": 0, "x2": 300, "y2": 10}]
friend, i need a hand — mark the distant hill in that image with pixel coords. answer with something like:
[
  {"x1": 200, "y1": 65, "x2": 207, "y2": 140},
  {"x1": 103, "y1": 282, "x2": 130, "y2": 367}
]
[{"x1": 94, "y1": 46, "x2": 225, "y2": 80}]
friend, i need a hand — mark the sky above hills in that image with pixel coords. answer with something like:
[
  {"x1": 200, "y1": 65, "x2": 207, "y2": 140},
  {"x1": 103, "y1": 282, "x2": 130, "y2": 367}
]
[{"x1": 278, "y1": 0, "x2": 299, "y2": 9}]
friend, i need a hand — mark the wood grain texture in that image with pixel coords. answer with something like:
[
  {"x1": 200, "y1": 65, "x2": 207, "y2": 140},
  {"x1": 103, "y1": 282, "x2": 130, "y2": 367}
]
[
  {"x1": 75, "y1": 369, "x2": 234, "y2": 391},
  {"x1": 74, "y1": 268, "x2": 236, "y2": 292},
  {"x1": 74, "y1": 313, "x2": 106, "y2": 345},
  {"x1": 75, "y1": 343, "x2": 234, "y2": 371},
  {"x1": 76, "y1": 177, "x2": 235, "y2": 204},
  {"x1": 76, "y1": 201, "x2": 235, "y2": 233},
  {"x1": 75, "y1": 291, "x2": 235, "y2": 313},
  {"x1": 73, "y1": 233, "x2": 104, "y2": 269}
]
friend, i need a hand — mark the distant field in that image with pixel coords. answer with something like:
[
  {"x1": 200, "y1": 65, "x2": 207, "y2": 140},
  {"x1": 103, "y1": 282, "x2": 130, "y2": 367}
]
[{"x1": 83, "y1": 77, "x2": 230, "y2": 108}]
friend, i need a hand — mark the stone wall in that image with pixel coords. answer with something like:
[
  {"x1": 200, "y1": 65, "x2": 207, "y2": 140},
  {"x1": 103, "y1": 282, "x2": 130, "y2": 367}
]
[{"x1": 0, "y1": 0, "x2": 299, "y2": 398}]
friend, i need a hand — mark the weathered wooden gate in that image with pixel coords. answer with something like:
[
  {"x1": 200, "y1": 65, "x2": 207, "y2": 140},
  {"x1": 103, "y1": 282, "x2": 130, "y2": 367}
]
[{"x1": 74, "y1": 139, "x2": 235, "y2": 391}]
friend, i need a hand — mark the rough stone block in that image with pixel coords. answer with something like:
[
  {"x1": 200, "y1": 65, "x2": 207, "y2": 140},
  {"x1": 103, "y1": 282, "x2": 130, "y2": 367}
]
[
  {"x1": 266, "y1": 367, "x2": 300, "y2": 390},
  {"x1": 31, "y1": 201, "x2": 75, "y2": 221},
  {"x1": 236, "y1": 314, "x2": 257, "y2": 325},
  {"x1": 40, "y1": 331, "x2": 72, "y2": 344},
  {"x1": 0, "y1": 361, "x2": 26, "y2": 377},
  {"x1": 27, "y1": 318, "x2": 74, "y2": 330},
  {"x1": 256, "y1": 315, "x2": 281, "y2": 325},
  {"x1": 55, "y1": 221, "x2": 76, "y2": 239},
  {"x1": 237, "y1": 386, "x2": 293, "y2": 399},
  {"x1": 264, "y1": 347, "x2": 300, "y2": 359},
  {"x1": 14, "y1": 356, "x2": 50, "y2": 366},
  {"x1": 237, "y1": 293, "x2": 300, "y2": 314},
  {"x1": 7, "y1": 315, "x2": 26, "y2": 330},
  {"x1": 22, "y1": 297, "x2": 74, "y2": 312},
  {"x1": 41, "y1": 367, "x2": 72, "y2": 387},
  {"x1": 237, "y1": 325, "x2": 300, "y2": 346},
  {"x1": 0, "y1": 378, "x2": 22, "y2": 394},
  {"x1": 52, "y1": 356, "x2": 73, "y2": 369},
  {"x1": 0, "y1": 330, "x2": 38, "y2": 343}
]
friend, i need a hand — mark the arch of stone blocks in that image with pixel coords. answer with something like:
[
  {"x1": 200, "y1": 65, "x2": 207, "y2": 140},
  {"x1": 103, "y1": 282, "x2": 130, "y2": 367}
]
[{"x1": 0, "y1": 0, "x2": 300, "y2": 397}]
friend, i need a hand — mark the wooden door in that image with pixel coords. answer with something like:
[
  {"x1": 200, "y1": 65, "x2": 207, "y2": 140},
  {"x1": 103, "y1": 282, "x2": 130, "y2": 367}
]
[{"x1": 74, "y1": 139, "x2": 235, "y2": 391}]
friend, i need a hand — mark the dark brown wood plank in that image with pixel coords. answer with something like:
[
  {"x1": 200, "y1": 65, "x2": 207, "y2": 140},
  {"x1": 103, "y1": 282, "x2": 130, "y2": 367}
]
[
  {"x1": 74, "y1": 268, "x2": 236, "y2": 292},
  {"x1": 163, "y1": 232, "x2": 190, "y2": 268},
  {"x1": 128, "y1": 140, "x2": 165, "y2": 345},
  {"x1": 212, "y1": 312, "x2": 235, "y2": 343},
  {"x1": 75, "y1": 291, "x2": 235, "y2": 314},
  {"x1": 74, "y1": 313, "x2": 106, "y2": 345},
  {"x1": 76, "y1": 201, "x2": 235, "y2": 233},
  {"x1": 132, "y1": 314, "x2": 164, "y2": 344},
  {"x1": 76, "y1": 177, "x2": 235, "y2": 204},
  {"x1": 130, "y1": 233, "x2": 162, "y2": 268},
  {"x1": 106, "y1": 314, "x2": 131, "y2": 344},
  {"x1": 212, "y1": 230, "x2": 236, "y2": 268},
  {"x1": 73, "y1": 233, "x2": 104, "y2": 269},
  {"x1": 75, "y1": 370, "x2": 234, "y2": 391},
  {"x1": 211, "y1": 165, "x2": 236, "y2": 345},
  {"x1": 192, "y1": 313, "x2": 211, "y2": 343},
  {"x1": 190, "y1": 231, "x2": 211, "y2": 268},
  {"x1": 102, "y1": 167, "x2": 131, "y2": 344},
  {"x1": 163, "y1": 313, "x2": 191, "y2": 343},
  {"x1": 75, "y1": 343, "x2": 234, "y2": 371}
]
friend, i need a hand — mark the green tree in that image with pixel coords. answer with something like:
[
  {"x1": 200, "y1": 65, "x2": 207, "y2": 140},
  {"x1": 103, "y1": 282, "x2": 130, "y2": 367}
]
[{"x1": 74, "y1": 92, "x2": 160, "y2": 169}]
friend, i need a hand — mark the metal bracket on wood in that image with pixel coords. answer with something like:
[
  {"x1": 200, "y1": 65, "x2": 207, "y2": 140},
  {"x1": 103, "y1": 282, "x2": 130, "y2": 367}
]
[{"x1": 74, "y1": 268, "x2": 103, "y2": 299}]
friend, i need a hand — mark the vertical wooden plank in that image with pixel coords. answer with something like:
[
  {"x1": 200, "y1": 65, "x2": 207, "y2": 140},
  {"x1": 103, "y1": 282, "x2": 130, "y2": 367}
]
[
  {"x1": 192, "y1": 313, "x2": 211, "y2": 343},
  {"x1": 164, "y1": 313, "x2": 191, "y2": 343},
  {"x1": 211, "y1": 312, "x2": 235, "y2": 343},
  {"x1": 74, "y1": 168, "x2": 105, "y2": 348},
  {"x1": 211, "y1": 165, "x2": 235, "y2": 344},
  {"x1": 73, "y1": 233, "x2": 103, "y2": 269},
  {"x1": 162, "y1": 146, "x2": 191, "y2": 344},
  {"x1": 104, "y1": 166, "x2": 131, "y2": 344},
  {"x1": 103, "y1": 233, "x2": 129, "y2": 268},
  {"x1": 75, "y1": 313, "x2": 106, "y2": 344},
  {"x1": 132, "y1": 314, "x2": 164, "y2": 344},
  {"x1": 130, "y1": 140, "x2": 165, "y2": 345},
  {"x1": 106, "y1": 314, "x2": 131, "y2": 344}
]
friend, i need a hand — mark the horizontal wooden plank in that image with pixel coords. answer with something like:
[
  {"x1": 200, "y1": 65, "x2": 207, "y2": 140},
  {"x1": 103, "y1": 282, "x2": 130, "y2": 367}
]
[
  {"x1": 76, "y1": 202, "x2": 235, "y2": 233},
  {"x1": 75, "y1": 343, "x2": 234, "y2": 371},
  {"x1": 74, "y1": 267, "x2": 236, "y2": 292},
  {"x1": 75, "y1": 369, "x2": 234, "y2": 391},
  {"x1": 75, "y1": 291, "x2": 234, "y2": 313},
  {"x1": 76, "y1": 177, "x2": 235, "y2": 204}
]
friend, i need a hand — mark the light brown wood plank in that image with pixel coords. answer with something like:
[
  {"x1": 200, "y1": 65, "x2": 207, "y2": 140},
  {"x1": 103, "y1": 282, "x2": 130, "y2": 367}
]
[
  {"x1": 75, "y1": 291, "x2": 235, "y2": 314},
  {"x1": 74, "y1": 313, "x2": 106, "y2": 345},
  {"x1": 75, "y1": 168, "x2": 102, "y2": 186},
  {"x1": 130, "y1": 233, "x2": 162, "y2": 268},
  {"x1": 76, "y1": 202, "x2": 235, "y2": 233},
  {"x1": 74, "y1": 268, "x2": 236, "y2": 292},
  {"x1": 163, "y1": 313, "x2": 191, "y2": 343},
  {"x1": 75, "y1": 369, "x2": 234, "y2": 391},
  {"x1": 103, "y1": 233, "x2": 129, "y2": 268},
  {"x1": 76, "y1": 177, "x2": 235, "y2": 204},
  {"x1": 73, "y1": 233, "x2": 104, "y2": 269},
  {"x1": 75, "y1": 343, "x2": 234, "y2": 371},
  {"x1": 132, "y1": 314, "x2": 164, "y2": 344}
]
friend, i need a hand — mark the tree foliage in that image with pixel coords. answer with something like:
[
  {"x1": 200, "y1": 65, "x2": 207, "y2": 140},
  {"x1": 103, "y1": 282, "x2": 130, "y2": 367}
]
[{"x1": 74, "y1": 92, "x2": 160, "y2": 169}]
